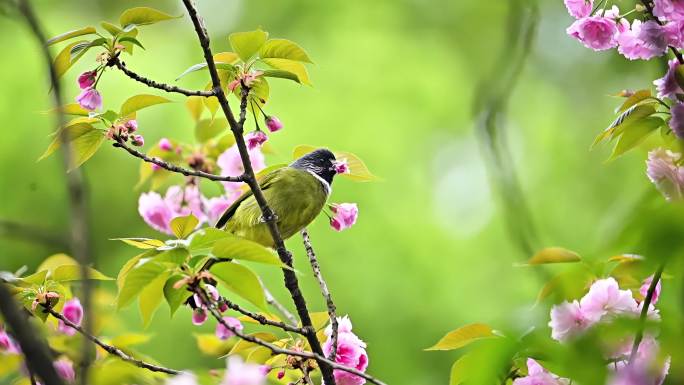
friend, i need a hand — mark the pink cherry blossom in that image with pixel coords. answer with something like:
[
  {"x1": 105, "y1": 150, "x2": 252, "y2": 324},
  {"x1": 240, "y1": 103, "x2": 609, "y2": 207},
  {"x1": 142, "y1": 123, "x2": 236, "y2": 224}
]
[
  {"x1": 77, "y1": 70, "x2": 97, "y2": 89},
  {"x1": 580, "y1": 278, "x2": 638, "y2": 322},
  {"x1": 54, "y1": 357, "x2": 76, "y2": 382},
  {"x1": 204, "y1": 193, "x2": 239, "y2": 225},
  {"x1": 192, "y1": 308, "x2": 208, "y2": 326},
  {"x1": 57, "y1": 298, "x2": 83, "y2": 336},
  {"x1": 138, "y1": 191, "x2": 175, "y2": 234},
  {"x1": 567, "y1": 16, "x2": 619, "y2": 51},
  {"x1": 159, "y1": 138, "x2": 173, "y2": 151},
  {"x1": 654, "y1": 59, "x2": 682, "y2": 99},
  {"x1": 330, "y1": 203, "x2": 359, "y2": 232},
  {"x1": 164, "y1": 185, "x2": 206, "y2": 222},
  {"x1": 76, "y1": 88, "x2": 102, "y2": 111},
  {"x1": 333, "y1": 159, "x2": 350, "y2": 174},
  {"x1": 0, "y1": 328, "x2": 19, "y2": 354},
  {"x1": 265, "y1": 116, "x2": 283, "y2": 132},
  {"x1": 246, "y1": 131, "x2": 268, "y2": 150},
  {"x1": 564, "y1": 0, "x2": 593, "y2": 19},
  {"x1": 323, "y1": 316, "x2": 368, "y2": 385},
  {"x1": 646, "y1": 148, "x2": 684, "y2": 201},
  {"x1": 670, "y1": 102, "x2": 684, "y2": 139},
  {"x1": 548, "y1": 300, "x2": 593, "y2": 341},
  {"x1": 654, "y1": 0, "x2": 684, "y2": 22},
  {"x1": 216, "y1": 317, "x2": 243, "y2": 340},
  {"x1": 664, "y1": 20, "x2": 684, "y2": 47},
  {"x1": 640, "y1": 275, "x2": 662, "y2": 305},
  {"x1": 617, "y1": 20, "x2": 669, "y2": 60},
  {"x1": 217, "y1": 145, "x2": 265, "y2": 191},
  {"x1": 222, "y1": 356, "x2": 268, "y2": 385},
  {"x1": 193, "y1": 284, "x2": 220, "y2": 309},
  {"x1": 609, "y1": 337, "x2": 670, "y2": 385},
  {"x1": 513, "y1": 359, "x2": 569, "y2": 385}
]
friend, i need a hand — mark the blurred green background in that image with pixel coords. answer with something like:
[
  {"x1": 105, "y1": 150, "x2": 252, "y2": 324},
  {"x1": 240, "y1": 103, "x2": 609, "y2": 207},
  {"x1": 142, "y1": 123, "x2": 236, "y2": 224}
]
[{"x1": 2, "y1": 0, "x2": 684, "y2": 384}]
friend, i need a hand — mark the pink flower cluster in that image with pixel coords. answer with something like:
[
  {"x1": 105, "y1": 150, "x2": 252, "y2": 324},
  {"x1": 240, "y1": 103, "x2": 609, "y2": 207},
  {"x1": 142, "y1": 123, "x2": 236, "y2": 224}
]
[
  {"x1": 164, "y1": 356, "x2": 269, "y2": 385},
  {"x1": 646, "y1": 148, "x2": 684, "y2": 201},
  {"x1": 323, "y1": 316, "x2": 369, "y2": 385},
  {"x1": 519, "y1": 276, "x2": 669, "y2": 385},
  {"x1": 564, "y1": 1, "x2": 684, "y2": 60},
  {"x1": 76, "y1": 70, "x2": 102, "y2": 111},
  {"x1": 187, "y1": 284, "x2": 244, "y2": 341},
  {"x1": 329, "y1": 203, "x2": 359, "y2": 231}
]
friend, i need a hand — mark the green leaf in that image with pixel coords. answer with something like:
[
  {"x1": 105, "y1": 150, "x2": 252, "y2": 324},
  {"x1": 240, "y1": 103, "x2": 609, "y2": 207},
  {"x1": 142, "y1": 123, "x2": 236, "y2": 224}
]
[
  {"x1": 109, "y1": 333, "x2": 152, "y2": 347},
  {"x1": 186, "y1": 96, "x2": 204, "y2": 121},
  {"x1": 163, "y1": 275, "x2": 192, "y2": 316},
  {"x1": 47, "y1": 27, "x2": 97, "y2": 46},
  {"x1": 52, "y1": 265, "x2": 113, "y2": 281},
  {"x1": 53, "y1": 40, "x2": 88, "y2": 79},
  {"x1": 609, "y1": 116, "x2": 663, "y2": 160},
  {"x1": 170, "y1": 214, "x2": 199, "y2": 239},
  {"x1": 525, "y1": 247, "x2": 582, "y2": 265},
  {"x1": 615, "y1": 89, "x2": 652, "y2": 114},
  {"x1": 212, "y1": 235, "x2": 284, "y2": 266},
  {"x1": 37, "y1": 253, "x2": 78, "y2": 273},
  {"x1": 195, "y1": 333, "x2": 232, "y2": 356},
  {"x1": 38, "y1": 123, "x2": 105, "y2": 170},
  {"x1": 155, "y1": 248, "x2": 190, "y2": 265},
  {"x1": 176, "y1": 62, "x2": 235, "y2": 81},
  {"x1": 47, "y1": 103, "x2": 90, "y2": 117},
  {"x1": 229, "y1": 29, "x2": 269, "y2": 61},
  {"x1": 210, "y1": 262, "x2": 267, "y2": 310},
  {"x1": 70, "y1": 38, "x2": 107, "y2": 61},
  {"x1": 120, "y1": 94, "x2": 171, "y2": 117},
  {"x1": 425, "y1": 323, "x2": 496, "y2": 351},
  {"x1": 117, "y1": 252, "x2": 148, "y2": 290},
  {"x1": 117, "y1": 260, "x2": 166, "y2": 309},
  {"x1": 101, "y1": 21, "x2": 123, "y2": 36},
  {"x1": 259, "y1": 39, "x2": 312, "y2": 63},
  {"x1": 138, "y1": 271, "x2": 169, "y2": 328},
  {"x1": 114, "y1": 238, "x2": 165, "y2": 249},
  {"x1": 214, "y1": 52, "x2": 241, "y2": 64},
  {"x1": 118, "y1": 36, "x2": 145, "y2": 50},
  {"x1": 449, "y1": 354, "x2": 476, "y2": 385},
  {"x1": 119, "y1": 7, "x2": 180, "y2": 29},
  {"x1": 261, "y1": 58, "x2": 310, "y2": 85},
  {"x1": 22, "y1": 270, "x2": 48, "y2": 285},
  {"x1": 262, "y1": 69, "x2": 300, "y2": 83},
  {"x1": 189, "y1": 228, "x2": 231, "y2": 256},
  {"x1": 195, "y1": 118, "x2": 228, "y2": 142},
  {"x1": 593, "y1": 104, "x2": 657, "y2": 147}
]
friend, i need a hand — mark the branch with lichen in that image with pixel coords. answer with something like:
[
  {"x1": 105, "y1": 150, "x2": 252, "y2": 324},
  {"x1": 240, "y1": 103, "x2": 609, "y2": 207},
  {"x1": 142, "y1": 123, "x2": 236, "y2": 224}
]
[{"x1": 109, "y1": 56, "x2": 214, "y2": 97}]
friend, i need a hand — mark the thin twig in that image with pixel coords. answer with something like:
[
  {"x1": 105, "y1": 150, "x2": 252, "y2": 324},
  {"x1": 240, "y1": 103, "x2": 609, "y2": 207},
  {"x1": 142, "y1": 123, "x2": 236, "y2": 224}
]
[
  {"x1": 0, "y1": 219, "x2": 68, "y2": 248},
  {"x1": 194, "y1": 287, "x2": 387, "y2": 385},
  {"x1": 0, "y1": 283, "x2": 65, "y2": 385},
  {"x1": 264, "y1": 286, "x2": 299, "y2": 327},
  {"x1": 301, "y1": 229, "x2": 338, "y2": 361},
  {"x1": 47, "y1": 308, "x2": 180, "y2": 375},
  {"x1": 109, "y1": 56, "x2": 214, "y2": 97},
  {"x1": 628, "y1": 263, "x2": 665, "y2": 363},
  {"x1": 113, "y1": 139, "x2": 244, "y2": 182},
  {"x1": 16, "y1": 1, "x2": 94, "y2": 383},
  {"x1": 222, "y1": 297, "x2": 307, "y2": 334},
  {"x1": 179, "y1": 2, "x2": 336, "y2": 384}
]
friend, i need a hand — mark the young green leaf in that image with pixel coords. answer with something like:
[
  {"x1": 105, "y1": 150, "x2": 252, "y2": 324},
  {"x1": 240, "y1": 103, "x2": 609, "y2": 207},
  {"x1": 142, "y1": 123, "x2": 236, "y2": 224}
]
[
  {"x1": 52, "y1": 265, "x2": 113, "y2": 281},
  {"x1": 119, "y1": 94, "x2": 171, "y2": 117},
  {"x1": 109, "y1": 333, "x2": 152, "y2": 347},
  {"x1": 593, "y1": 104, "x2": 657, "y2": 147},
  {"x1": 39, "y1": 123, "x2": 105, "y2": 170},
  {"x1": 101, "y1": 21, "x2": 123, "y2": 36},
  {"x1": 194, "y1": 333, "x2": 232, "y2": 356},
  {"x1": 211, "y1": 235, "x2": 284, "y2": 267},
  {"x1": 614, "y1": 89, "x2": 652, "y2": 114},
  {"x1": 117, "y1": 260, "x2": 167, "y2": 309},
  {"x1": 170, "y1": 214, "x2": 199, "y2": 239},
  {"x1": 118, "y1": 36, "x2": 145, "y2": 50},
  {"x1": 262, "y1": 69, "x2": 300, "y2": 83},
  {"x1": 113, "y1": 238, "x2": 166, "y2": 249},
  {"x1": 47, "y1": 27, "x2": 97, "y2": 46},
  {"x1": 163, "y1": 275, "x2": 192, "y2": 316},
  {"x1": 53, "y1": 40, "x2": 88, "y2": 79},
  {"x1": 119, "y1": 7, "x2": 180, "y2": 29},
  {"x1": 425, "y1": 323, "x2": 496, "y2": 351},
  {"x1": 292, "y1": 145, "x2": 378, "y2": 181},
  {"x1": 117, "y1": 252, "x2": 150, "y2": 290},
  {"x1": 210, "y1": 262, "x2": 267, "y2": 311},
  {"x1": 176, "y1": 62, "x2": 235, "y2": 81},
  {"x1": 259, "y1": 39, "x2": 312, "y2": 63},
  {"x1": 609, "y1": 116, "x2": 663, "y2": 160},
  {"x1": 186, "y1": 96, "x2": 204, "y2": 121},
  {"x1": 155, "y1": 248, "x2": 190, "y2": 265},
  {"x1": 69, "y1": 38, "x2": 107, "y2": 62},
  {"x1": 524, "y1": 247, "x2": 582, "y2": 265},
  {"x1": 138, "y1": 271, "x2": 170, "y2": 328},
  {"x1": 229, "y1": 29, "x2": 269, "y2": 61},
  {"x1": 261, "y1": 58, "x2": 310, "y2": 85},
  {"x1": 195, "y1": 118, "x2": 228, "y2": 142},
  {"x1": 188, "y1": 228, "x2": 231, "y2": 256},
  {"x1": 214, "y1": 52, "x2": 240, "y2": 64}
]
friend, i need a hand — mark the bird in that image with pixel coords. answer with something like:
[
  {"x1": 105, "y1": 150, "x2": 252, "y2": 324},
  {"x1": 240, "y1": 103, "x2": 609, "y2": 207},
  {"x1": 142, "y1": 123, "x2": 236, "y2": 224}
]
[{"x1": 215, "y1": 148, "x2": 337, "y2": 247}]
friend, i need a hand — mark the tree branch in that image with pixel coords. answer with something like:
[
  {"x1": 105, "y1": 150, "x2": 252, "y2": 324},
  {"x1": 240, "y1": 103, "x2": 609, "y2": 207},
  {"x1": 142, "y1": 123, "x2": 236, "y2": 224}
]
[
  {"x1": 301, "y1": 229, "x2": 338, "y2": 361},
  {"x1": 194, "y1": 287, "x2": 387, "y2": 385},
  {"x1": 628, "y1": 263, "x2": 665, "y2": 364},
  {"x1": 46, "y1": 307, "x2": 180, "y2": 375},
  {"x1": 109, "y1": 56, "x2": 214, "y2": 97},
  {"x1": 222, "y1": 296, "x2": 307, "y2": 334},
  {"x1": 264, "y1": 286, "x2": 299, "y2": 327},
  {"x1": 113, "y1": 139, "x2": 244, "y2": 182},
  {"x1": 179, "y1": 2, "x2": 336, "y2": 384},
  {"x1": 0, "y1": 283, "x2": 65, "y2": 385}
]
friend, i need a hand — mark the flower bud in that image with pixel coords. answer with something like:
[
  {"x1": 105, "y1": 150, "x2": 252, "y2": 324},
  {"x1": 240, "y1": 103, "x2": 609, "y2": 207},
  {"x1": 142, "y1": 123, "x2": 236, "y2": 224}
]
[
  {"x1": 124, "y1": 119, "x2": 138, "y2": 133},
  {"x1": 215, "y1": 316, "x2": 243, "y2": 340},
  {"x1": 77, "y1": 70, "x2": 97, "y2": 89},
  {"x1": 265, "y1": 116, "x2": 283, "y2": 132},
  {"x1": 277, "y1": 370, "x2": 285, "y2": 380},
  {"x1": 192, "y1": 308, "x2": 207, "y2": 325},
  {"x1": 332, "y1": 159, "x2": 349, "y2": 174},
  {"x1": 131, "y1": 134, "x2": 145, "y2": 147},
  {"x1": 53, "y1": 357, "x2": 75, "y2": 382},
  {"x1": 159, "y1": 138, "x2": 173, "y2": 151}
]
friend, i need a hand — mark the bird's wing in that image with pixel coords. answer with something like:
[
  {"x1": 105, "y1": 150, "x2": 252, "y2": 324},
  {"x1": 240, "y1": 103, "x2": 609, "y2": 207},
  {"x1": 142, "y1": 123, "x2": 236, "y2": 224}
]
[{"x1": 214, "y1": 168, "x2": 282, "y2": 229}]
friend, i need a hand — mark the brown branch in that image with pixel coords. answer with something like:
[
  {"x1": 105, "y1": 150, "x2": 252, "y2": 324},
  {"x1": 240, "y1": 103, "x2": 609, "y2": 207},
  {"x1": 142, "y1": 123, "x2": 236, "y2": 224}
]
[
  {"x1": 301, "y1": 229, "x2": 338, "y2": 361},
  {"x1": 110, "y1": 56, "x2": 214, "y2": 97},
  {"x1": 47, "y1": 308, "x2": 180, "y2": 375},
  {"x1": 628, "y1": 263, "x2": 665, "y2": 363},
  {"x1": 222, "y1": 297, "x2": 307, "y2": 334},
  {"x1": 194, "y1": 287, "x2": 387, "y2": 385},
  {"x1": 0, "y1": 283, "x2": 65, "y2": 385},
  {"x1": 16, "y1": 1, "x2": 94, "y2": 383},
  {"x1": 179, "y1": 2, "x2": 336, "y2": 384},
  {"x1": 113, "y1": 139, "x2": 244, "y2": 182}
]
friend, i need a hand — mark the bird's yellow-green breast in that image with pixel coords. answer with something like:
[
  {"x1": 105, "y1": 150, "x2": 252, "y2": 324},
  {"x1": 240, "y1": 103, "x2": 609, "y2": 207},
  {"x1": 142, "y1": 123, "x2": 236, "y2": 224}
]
[{"x1": 221, "y1": 167, "x2": 329, "y2": 247}]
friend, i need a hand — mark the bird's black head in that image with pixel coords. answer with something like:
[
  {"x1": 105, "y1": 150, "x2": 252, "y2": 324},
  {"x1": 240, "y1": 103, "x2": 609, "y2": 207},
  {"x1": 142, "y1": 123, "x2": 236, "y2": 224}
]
[{"x1": 290, "y1": 148, "x2": 337, "y2": 187}]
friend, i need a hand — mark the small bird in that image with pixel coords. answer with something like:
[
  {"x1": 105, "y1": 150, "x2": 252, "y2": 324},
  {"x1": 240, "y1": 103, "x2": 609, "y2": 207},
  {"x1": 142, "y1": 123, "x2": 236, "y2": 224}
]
[{"x1": 215, "y1": 148, "x2": 337, "y2": 247}]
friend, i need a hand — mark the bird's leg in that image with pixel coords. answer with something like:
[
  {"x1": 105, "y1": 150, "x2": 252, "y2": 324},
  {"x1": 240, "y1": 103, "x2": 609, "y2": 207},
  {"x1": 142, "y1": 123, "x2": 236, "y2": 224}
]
[{"x1": 260, "y1": 211, "x2": 279, "y2": 223}]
